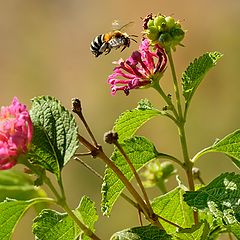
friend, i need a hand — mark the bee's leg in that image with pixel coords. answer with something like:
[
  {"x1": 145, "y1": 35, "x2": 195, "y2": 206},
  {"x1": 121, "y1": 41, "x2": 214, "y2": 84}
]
[
  {"x1": 120, "y1": 45, "x2": 127, "y2": 52},
  {"x1": 105, "y1": 48, "x2": 111, "y2": 55}
]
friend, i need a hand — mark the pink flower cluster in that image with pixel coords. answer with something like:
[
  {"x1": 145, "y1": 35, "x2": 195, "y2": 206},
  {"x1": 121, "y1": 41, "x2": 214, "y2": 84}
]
[
  {"x1": 108, "y1": 39, "x2": 167, "y2": 95},
  {"x1": 0, "y1": 97, "x2": 32, "y2": 170}
]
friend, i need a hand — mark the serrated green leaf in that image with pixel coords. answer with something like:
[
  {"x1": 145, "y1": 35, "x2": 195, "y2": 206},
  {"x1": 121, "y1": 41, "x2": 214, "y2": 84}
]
[
  {"x1": 182, "y1": 52, "x2": 223, "y2": 105},
  {"x1": 184, "y1": 172, "x2": 240, "y2": 226},
  {"x1": 209, "y1": 130, "x2": 240, "y2": 168},
  {"x1": 192, "y1": 130, "x2": 240, "y2": 169},
  {"x1": 151, "y1": 187, "x2": 194, "y2": 233},
  {"x1": 174, "y1": 221, "x2": 210, "y2": 240},
  {"x1": 102, "y1": 136, "x2": 160, "y2": 215},
  {"x1": 0, "y1": 198, "x2": 44, "y2": 240},
  {"x1": 32, "y1": 196, "x2": 98, "y2": 240},
  {"x1": 227, "y1": 222, "x2": 240, "y2": 239},
  {"x1": 32, "y1": 209, "x2": 80, "y2": 240},
  {"x1": 113, "y1": 99, "x2": 162, "y2": 142},
  {"x1": 0, "y1": 170, "x2": 46, "y2": 201},
  {"x1": 28, "y1": 96, "x2": 79, "y2": 179},
  {"x1": 75, "y1": 196, "x2": 98, "y2": 240},
  {"x1": 110, "y1": 225, "x2": 172, "y2": 240}
]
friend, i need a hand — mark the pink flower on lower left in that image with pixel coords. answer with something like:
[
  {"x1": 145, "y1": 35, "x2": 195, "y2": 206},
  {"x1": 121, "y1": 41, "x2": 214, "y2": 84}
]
[{"x1": 0, "y1": 97, "x2": 33, "y2": 170}]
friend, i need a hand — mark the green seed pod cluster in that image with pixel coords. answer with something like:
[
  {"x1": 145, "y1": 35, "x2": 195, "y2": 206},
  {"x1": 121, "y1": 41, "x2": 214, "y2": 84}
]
[
  {"x1": 141, "y1": 160, "x2": 176, "y2": 192},
  {"x1": 143, "y1": 14, "x2": 185, "y2": 51}
]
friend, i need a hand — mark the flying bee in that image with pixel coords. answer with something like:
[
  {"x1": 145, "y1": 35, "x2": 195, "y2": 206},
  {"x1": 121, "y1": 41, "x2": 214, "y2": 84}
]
[{"x1": 90, "y1": 21, "x2": 137, "y2": 57}]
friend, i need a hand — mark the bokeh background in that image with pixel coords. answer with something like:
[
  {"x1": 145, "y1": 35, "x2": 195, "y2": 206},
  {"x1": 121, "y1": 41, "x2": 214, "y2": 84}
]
[{"x1": 0, "y1": 0, "x2": 239, "y2": 239}]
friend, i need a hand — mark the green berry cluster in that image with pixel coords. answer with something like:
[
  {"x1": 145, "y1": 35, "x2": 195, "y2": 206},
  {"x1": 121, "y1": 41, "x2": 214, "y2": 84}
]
[
  {"x1": 141, "y1": 160, "x2": 176, "y2": 192},
  {"x1": 143, "y1": 14, "x2": 185, "y2": 51}
]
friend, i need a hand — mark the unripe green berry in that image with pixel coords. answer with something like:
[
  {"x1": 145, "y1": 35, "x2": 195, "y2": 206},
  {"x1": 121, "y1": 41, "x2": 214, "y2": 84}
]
[
  {"x1": 165, "y1": 16, "x2": 175, "y2": 29},
  {"x1": 147, "y1": 19, "x2": 154, "y2": 28},
  {"x1": 161, "y1": 162, "x2": 175, "y2": 179},
  {"x1": 171, "y1": 28, "x2": 185, "y2": 42},
  {"x1": 158, "y1": 33, "x2": 172, "y2": 47},
  {"x1": 153, "y1": 15, "x2": 166, "y2": 30},
  {"x1": 146, "y1": 26, "x2": 160, "y2": 41}
]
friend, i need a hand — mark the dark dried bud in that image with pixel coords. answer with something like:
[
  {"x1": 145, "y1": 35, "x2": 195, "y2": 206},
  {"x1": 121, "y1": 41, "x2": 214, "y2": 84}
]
[
  {"x1": 72, "y1": 98, "x2": 82, "y2": 114},
  {"x1": 142, "y1": 13, "x2": 153, "y2": 30},
  {"x1": 104, "y1": 131, "x2": 119, "y2": 144}
]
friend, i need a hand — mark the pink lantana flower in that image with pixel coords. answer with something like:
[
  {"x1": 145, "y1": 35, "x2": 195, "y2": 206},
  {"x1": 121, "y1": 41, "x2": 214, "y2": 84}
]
[
  {"x1": 107, "y1": 38, "x2": 167, "y2": 95},
  {"x1": 0, "y1": 97, "x2": 33, "y2": 170}
]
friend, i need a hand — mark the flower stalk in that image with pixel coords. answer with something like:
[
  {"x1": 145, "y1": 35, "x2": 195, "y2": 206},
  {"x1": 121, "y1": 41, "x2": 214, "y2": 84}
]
[{"x1": 166, "y1": 49, "x2": 198, "y2": 224}]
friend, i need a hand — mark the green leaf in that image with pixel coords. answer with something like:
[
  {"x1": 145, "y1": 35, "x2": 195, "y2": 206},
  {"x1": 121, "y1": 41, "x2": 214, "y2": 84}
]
[
  {"x1": 227, "y1": 222, "x2": 240, "y2": 239},
  {"x1": 33, "y1": 209, "x2": 80, "y2": 240},
  {"x1": 28, "y1": 96, "x2": 79, "y2": 179},
  {"x1": 110, "y1": 225, "x2": 172, "y2": 240},
  {"x1": 182, "y1": 52, "x2": 223, "y2": 105},
  {"x1": 192, "y1": 130, "x2": 240, "y2": 170},
  {"x1": 0, "y1": 198, "x2": 44, "y2": 240},
  {"x1": 102, "y1": 136, "x2": 160, "y2": 215},
  {"x1": 113, "y1": 99, "x2": 162, "y2": 142},
  {"x1": 0, "y1": 169, "x2": 46, "y2": 201},
  {"x1": 151, "y1": 187, "x2": 194, "y2": 233},
  {"x1": 208, "y1": 130, "x2": 240, "y2": 168},
  {"x1": 75, "y1": 196, "x2": 98, "y2": 240},
  {"x1": 174, "y1": 221, "x2": 210, "y2": 240},
  {"x1": 183, "y1": 172, "x2": 240, "y2": 226},
  {"x1": 33, "y1": 196, "x2": 98, "y2": 240}
]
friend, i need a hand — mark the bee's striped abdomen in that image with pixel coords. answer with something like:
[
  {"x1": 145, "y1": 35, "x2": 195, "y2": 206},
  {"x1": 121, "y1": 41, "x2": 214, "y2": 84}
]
[{"x1": 90, "y1": 34, "x2": 106, "y2": 57}]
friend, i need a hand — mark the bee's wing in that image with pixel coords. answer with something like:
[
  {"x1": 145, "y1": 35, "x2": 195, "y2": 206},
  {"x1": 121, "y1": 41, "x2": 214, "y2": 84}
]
[
  {"x1": 118, "y1": 21, "x2": 134, "y2": 31},
  {"x1": 112, "y1": 20, "x2": 120, "y2": 30},
  {"x1": 112, "y1": 20, "x2": 134, "y2": 31}
]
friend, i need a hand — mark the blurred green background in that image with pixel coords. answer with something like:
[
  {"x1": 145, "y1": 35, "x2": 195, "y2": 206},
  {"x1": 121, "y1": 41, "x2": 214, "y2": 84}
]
[{"x1": 0, "y1": 0, "x2": 239, "y2": 239}]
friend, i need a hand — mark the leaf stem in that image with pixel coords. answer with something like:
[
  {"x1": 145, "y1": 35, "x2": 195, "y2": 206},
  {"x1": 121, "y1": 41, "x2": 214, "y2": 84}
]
[
  {"x1": 157, "y1": 152, "x2": 183, "y2": 167},
  {"x1": 152, "y1": 81, "x2": 179, "y2": 120},
  {"x1": 43, "y1": 175, "x2": 62, "y2": 201},
  {"x1": 191, "y1": 147, "x2": 211, "y2": 163},
  {"x1": 61, "y1": 202, "x2": 102, "y2": 240}
]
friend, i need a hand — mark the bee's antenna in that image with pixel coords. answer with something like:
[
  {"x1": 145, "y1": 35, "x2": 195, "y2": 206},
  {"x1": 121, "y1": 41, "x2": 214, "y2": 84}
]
[{"x1": 119, "y1": 21, "x2": 134, "y2": 31}]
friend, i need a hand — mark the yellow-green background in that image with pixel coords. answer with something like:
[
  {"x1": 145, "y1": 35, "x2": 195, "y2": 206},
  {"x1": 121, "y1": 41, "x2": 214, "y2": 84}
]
[{"x1": 0, "y1": 0, "x2": 239, "y2": 239}]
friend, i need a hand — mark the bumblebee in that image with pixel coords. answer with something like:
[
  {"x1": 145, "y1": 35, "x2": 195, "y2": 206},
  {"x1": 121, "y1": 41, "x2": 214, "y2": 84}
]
[{"x1": 90, "y1": 21, "x2": 137, "y2": 57}]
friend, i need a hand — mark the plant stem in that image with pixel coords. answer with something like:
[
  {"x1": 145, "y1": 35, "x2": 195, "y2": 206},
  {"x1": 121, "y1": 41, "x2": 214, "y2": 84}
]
[
  {"x1": 72, "y1": 98, "x2": 99, "y2": 147},
  {"x1": 152, "y1": 81, "x2": 179, "y2": 120},
  {"x1": 167, "y1": 50, "x2": 183, "y2": 120},
  {"x1": 167, "y1": 49, "x2": 198, "y2": 224},
  {"x1": 62, "y1": 202, "x2": 102, "y2": 240},
  {"x1": 75, "y1": 156, "x2": 179, "y2": 228},
  {"x1": 97, "y1": 148, "x2": 164, "y2": 229},
  {"x1": 74, "y1": 156, "x2": 140, "y2": 210},
  {"x1": 97, "y1": 151, "x2": 150, "y2": 216},
  {"x1": 114, "y1": 141, "x2": 152, "y2": 213}
]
